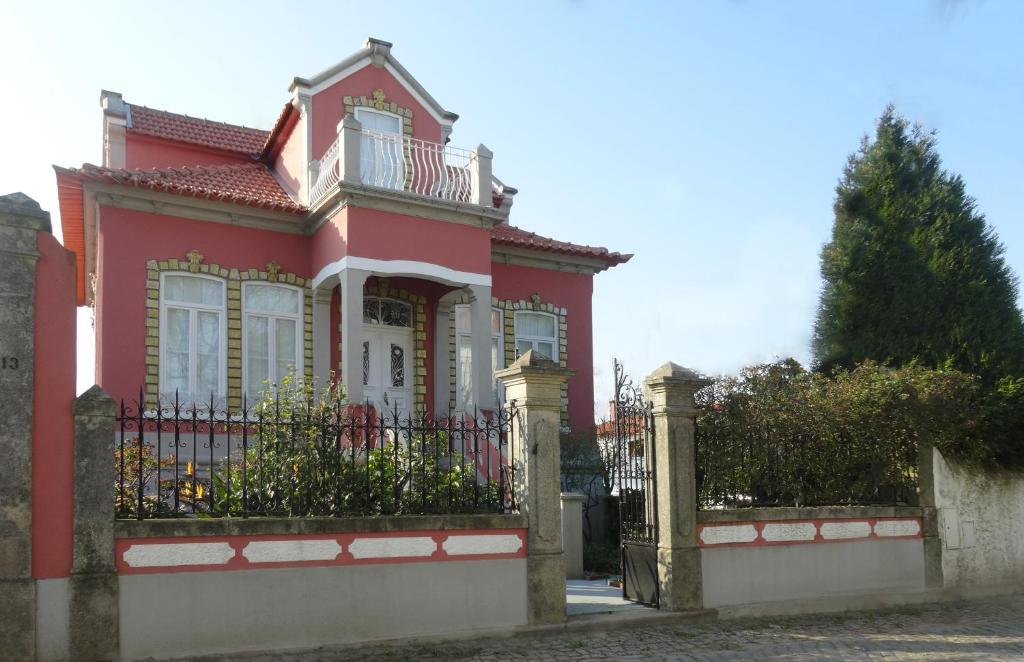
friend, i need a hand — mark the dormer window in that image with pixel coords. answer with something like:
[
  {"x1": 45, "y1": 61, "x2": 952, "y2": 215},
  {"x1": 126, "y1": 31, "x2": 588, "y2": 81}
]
[{"x1": 355, "y1": 107, "x2": 404, "y2": 190}]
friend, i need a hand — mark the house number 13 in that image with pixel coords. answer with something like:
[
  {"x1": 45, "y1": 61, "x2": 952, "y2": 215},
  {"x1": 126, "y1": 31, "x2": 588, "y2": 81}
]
[{"x1": 2, "y1": 357, "x2": 19, "y2": 369}]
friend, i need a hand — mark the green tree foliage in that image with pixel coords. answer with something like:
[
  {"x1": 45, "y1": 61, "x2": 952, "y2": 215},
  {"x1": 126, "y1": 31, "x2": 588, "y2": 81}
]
[{"x1": 814, "y1": 106, "x2": 1024, "y2": 380}]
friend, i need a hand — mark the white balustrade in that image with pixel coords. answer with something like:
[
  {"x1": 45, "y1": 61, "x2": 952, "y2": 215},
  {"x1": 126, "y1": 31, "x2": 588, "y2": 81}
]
[{"x1": 309, "y1": 127, "x2": 484, "y2": 206}]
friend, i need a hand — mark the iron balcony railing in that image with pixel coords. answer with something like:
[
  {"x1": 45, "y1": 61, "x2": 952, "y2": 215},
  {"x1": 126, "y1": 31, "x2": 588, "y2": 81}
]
[
  {"x1": 114, "y1": 389, "x2": 519, "y2": 520},
  {"x1": 311, "y1": 129, "x2": 477, "y2": 205}
]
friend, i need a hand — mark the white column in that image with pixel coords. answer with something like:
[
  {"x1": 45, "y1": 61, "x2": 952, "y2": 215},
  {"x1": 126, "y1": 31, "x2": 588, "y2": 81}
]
[
  {"x1": 470, "y1": 143, "x2": 493, "y2": 207},
  {"x1": 338, "y1": 114, "x2": 362, "y2": 185},
  {"x1": 339, "y1": 268, "x2": 369, "y2": 403},
  {"x1": 434, "y1": 299, "x2": 454, "y2": 416},
  {"x1": 468, "y1": 284, "x2": 495, "y2": 411},
  {"x1": 312, "y1": 287, "x2": 332, "y2": 390}
]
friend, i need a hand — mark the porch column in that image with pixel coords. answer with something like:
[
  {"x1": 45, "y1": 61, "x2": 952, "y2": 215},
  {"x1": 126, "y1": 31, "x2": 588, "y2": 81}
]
[
  {"x1": 468, "y1": 284, "x2": 495, "y2": 411},
  {"x1": 644, "y1": 362, "x2": 709, "y2": 612},
  {"x1": 339, "y1": 268, "x2": 369, "y2": 403},
  {"x1": 434, "y1": 296, "x2": 456, "y2": 415},
  {"x1": 312, "y1": 288, "x2": 333, "y2": 390},
  {"x1": 496, "y1": 351, "x2": 573, "y2": 624}
]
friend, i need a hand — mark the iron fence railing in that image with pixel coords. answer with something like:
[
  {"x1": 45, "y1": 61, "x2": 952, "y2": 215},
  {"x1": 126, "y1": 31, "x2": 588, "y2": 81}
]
[
  {"x1": 115, "y1": 390, "x2": 518, "y2": 520},
  {"x1": 694, "y1": 413, "x2": 918, "y2": 509}
]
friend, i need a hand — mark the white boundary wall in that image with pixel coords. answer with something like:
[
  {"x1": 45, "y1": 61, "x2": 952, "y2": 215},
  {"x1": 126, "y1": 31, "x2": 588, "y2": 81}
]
[{"x1": 932, "y1": 447, "x2": 1024, "y2": 589}]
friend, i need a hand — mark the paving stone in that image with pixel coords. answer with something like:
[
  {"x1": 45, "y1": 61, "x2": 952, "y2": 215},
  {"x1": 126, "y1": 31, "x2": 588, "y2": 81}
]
[{"x1": 203, "y1": 594, "x2": 1024, "y2": 661}]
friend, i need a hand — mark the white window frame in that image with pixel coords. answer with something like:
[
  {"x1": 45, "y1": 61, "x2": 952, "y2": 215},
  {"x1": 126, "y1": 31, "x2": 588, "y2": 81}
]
[
  {"x1": 159, "y1": 272, "x2": 227, "y2": 402},
  {"x1": 454, "y1": 305, "x2": 504, "y2": 410},
  {"x1": 514, "y1": 310, "x2": 558, "y2": 361},
  {"x1": 354, "y1": 107, "x2": 406, "y2": 191},
  {"x1": 241, "y1": 282, "x2": 304, "y2": 398}
]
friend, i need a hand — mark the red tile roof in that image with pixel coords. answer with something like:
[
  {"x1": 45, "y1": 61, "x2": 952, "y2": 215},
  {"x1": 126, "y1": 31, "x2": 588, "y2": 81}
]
[
  {"x1": 128, "y1": 104, "x2": 269, "y2": 156},
  {"x1": 56, "y1": 163, "x2": 304, "y2": 214},
  {"x1": 491, "y1": 223, "x2": 632, "y2": 267}
]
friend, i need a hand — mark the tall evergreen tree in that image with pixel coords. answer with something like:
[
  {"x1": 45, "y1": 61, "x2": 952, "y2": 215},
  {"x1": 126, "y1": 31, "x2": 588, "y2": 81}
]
[{"x1": 813, "y1": 106, "x2": 1024, "y2": 380}]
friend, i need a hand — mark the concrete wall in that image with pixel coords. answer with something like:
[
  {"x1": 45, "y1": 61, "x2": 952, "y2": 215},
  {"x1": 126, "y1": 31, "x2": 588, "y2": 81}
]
[
  {"x1": 932, "y1": 447, "x2": 1024, "y2": 590},
  {"x1": 697, "y1": 508, "x2": 926, "y2": 609},
  {"x1": 115, "y1": 515, "x2": 528, "y2": 659}
]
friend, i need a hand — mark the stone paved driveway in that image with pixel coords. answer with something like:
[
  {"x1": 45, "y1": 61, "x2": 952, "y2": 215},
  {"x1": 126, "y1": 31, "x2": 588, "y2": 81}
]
[{"x1": 219, "y1": 594, "x2": 1024, "y2": 661}]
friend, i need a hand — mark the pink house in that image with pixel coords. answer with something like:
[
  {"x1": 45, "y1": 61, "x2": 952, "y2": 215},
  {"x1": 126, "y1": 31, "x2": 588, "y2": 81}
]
[{"x1": 55, "y1": 37, "x2": 629, "y2": 431}]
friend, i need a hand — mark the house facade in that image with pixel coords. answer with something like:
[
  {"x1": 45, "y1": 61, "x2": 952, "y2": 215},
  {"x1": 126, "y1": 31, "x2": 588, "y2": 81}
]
[{"x1": 55, "y1": 37, "x2": 629, "y2": 431}]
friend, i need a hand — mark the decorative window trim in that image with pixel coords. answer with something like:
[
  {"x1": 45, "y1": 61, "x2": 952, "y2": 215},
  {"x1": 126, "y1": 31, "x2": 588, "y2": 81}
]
[
  {"x1": 448, "y1": 293, "x2": 569, "y2": 430},
  {"x1": 145, "y1": 253, "x2": 313, "y2": 409},
  {"x1": 241, "y1": 281, "x2": 305, "y2": 399},
  {"x1": 344, "y1": 91, "x2": 413, "y2": 137},
  {"x1": 338, "y1": 280, "x2": 427, "y2": 412}
]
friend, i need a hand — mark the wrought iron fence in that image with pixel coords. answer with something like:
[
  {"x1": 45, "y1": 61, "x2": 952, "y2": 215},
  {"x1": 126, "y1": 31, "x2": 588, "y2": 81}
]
[
  {"x1": 694, "y1": 389, "x2": 918, "y2": 509},
  {"x1": 115, "y1": 389, "x2": 518, "y2": 520}
]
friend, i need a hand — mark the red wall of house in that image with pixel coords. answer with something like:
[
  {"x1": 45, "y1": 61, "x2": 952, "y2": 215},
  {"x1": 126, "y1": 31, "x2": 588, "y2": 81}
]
[
  {"x1": 310, "y1": 64, "x2": 443, "y2": 161},
  {"x1": 95, "y1": 206, "x2": 310, "y2": 404},
  {"x1": 491, "y1": 263, "x2": 595, "y2": 430},
  {"x1": 32, "y1": 232, "x2": 77, "y2": 579},
  {"x1": 125, "y1": 133, "x2": 255, "y2": 170}
]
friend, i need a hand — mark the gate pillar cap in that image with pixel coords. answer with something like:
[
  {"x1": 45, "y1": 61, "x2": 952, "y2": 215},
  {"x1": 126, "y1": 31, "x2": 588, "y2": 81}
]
[
  {"x1": 496, "y1": 350, "x2": 574, "y2": 382},
  {"x1": 0, "y1": 192, "x2": 52, "y2": 232},
  {"x1": 645, "y1": 362, "x2": 708, "y2": 387}
]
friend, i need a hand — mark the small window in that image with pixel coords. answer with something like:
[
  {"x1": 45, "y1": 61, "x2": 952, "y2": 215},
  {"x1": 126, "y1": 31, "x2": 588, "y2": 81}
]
[
  {"x1": 454, "y1": 306, "x2": 504, "y2": 409},
  {"x1": 243, "y1": 283, "x2": 303, "y2": 397},
  {"x1": 514, "y1": 311, "x2": 557, "y2": 360},
  {"x1": 160, "y1": 274, "x2": 226, "y2": 402}
]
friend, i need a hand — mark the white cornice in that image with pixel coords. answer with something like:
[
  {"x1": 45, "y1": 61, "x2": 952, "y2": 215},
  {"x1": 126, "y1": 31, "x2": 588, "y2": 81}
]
[
  {"x1": 312, "y1": 256, "x2": 490, "y2": 290},
  {"x1": 305, "y1": 182, "x2": 505, "y2": 235},
  {"x1": 491, "y1": 245, "x2": 608, "y2": 275},
  {"x1": 87, "y1": 183, "x2": 305, "y2": 235}
]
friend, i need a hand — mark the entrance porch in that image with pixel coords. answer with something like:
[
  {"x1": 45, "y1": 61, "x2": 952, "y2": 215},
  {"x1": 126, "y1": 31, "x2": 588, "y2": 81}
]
[{"x1": 310, "y1": 260, "x2": 497, "y2": 417}]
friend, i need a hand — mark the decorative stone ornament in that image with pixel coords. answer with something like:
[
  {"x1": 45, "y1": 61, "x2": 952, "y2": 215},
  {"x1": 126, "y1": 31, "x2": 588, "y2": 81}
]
[
  {"x1": 372, "y1": 88, "x2": 386, "y2": 111},
  {"x1": 266, "y1": 261, "x2": 280, "y2": 282},
  {"x1": 186, "y1": 249, "x2": 203, "y2": 271}
]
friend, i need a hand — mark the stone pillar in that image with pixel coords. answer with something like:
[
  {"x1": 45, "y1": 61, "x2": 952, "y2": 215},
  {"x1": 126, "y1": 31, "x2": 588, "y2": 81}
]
[
  {"x1": 561, "y1": 493, "x2": 585, "y2": 580},
  {"x1": 338, "y1": 114, "x2": 363, "y2": 185},
  {"x1": 918, "y1": 442, "x2": 945, "y2": 589},
  {"x1": 0, "y1": 193, "x2": 49, "y2": 661},
  {"x1": 69, "y1": 386, "x2": 119, "y2": 661},
  {"x1": 470, "y1": 144, "x2": 493, "y2": 207},
  {"x1": 339, "y1": 268, "x2": 368, "y2": 402},
  {"x1": 644, "y1": 362, "x2": 709, "y2": 612},
  {"x1": 496, "y1": 351, "x2": 573, "y2": 624},
  {"x1": 468, "y1": 284, "x2": 495, "y2": 411}
]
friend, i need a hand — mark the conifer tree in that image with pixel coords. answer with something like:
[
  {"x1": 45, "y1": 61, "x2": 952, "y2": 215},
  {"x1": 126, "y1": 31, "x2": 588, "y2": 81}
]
[{"x1": 813, "y1": 106, "x2": 1024, "y2": 380}]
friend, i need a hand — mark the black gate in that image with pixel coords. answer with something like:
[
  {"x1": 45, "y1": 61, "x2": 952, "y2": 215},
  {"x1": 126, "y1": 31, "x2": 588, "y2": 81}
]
[{"x1": 613, "y1": 360, "x2": 659, "y2": 607}]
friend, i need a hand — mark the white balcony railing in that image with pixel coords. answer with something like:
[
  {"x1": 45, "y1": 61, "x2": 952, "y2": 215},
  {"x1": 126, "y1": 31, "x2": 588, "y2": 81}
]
[{"x1": 309, "y1": 118, "x2": 492, "y2": 208}]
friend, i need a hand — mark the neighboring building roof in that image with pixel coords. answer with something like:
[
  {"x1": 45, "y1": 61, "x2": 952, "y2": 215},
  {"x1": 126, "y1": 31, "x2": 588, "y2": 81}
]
[
  {"x1": 127, "y1": 104, "x2": 269, "y2": 156},
  {"x1": 55, "y1": 162, "x2": 305, "y2": 214},
  {"x1": 491, "y1": 223, "x2": 632, "y2": 268}
]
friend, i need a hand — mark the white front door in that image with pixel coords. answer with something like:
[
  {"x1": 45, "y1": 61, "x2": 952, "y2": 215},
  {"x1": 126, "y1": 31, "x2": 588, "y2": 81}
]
[{"x1": 362, "y1": 327, "x2": 413, "y2": 420}]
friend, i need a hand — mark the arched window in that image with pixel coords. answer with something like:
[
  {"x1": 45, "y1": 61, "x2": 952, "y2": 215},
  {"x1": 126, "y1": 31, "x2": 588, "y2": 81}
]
[
  {"x1": 243, "y1": 283, "x2": 303, "y2": 397},
  {"x1": 362, "y1": 297, "x2": 413, "y2": 327},
  {"x1": 160, "y1": 274, "x2": 226, "y2": 401}
]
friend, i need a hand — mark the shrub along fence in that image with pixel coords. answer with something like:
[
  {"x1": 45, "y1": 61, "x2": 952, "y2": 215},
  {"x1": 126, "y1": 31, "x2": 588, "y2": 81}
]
[
  {"x1": 694, "y1": 360, "x2": 974, "y2": 509},
  {"x1": 115, "y1": 380, "x2": 518, "y2": 520}
]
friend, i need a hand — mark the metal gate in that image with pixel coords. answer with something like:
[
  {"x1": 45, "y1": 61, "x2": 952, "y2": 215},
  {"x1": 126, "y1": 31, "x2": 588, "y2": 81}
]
[{"x1": 613, "y1": 360, "x2": 659, "y2": 607}]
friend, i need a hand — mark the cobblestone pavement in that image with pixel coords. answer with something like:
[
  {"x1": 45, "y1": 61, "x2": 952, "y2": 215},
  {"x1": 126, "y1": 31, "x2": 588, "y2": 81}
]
[{"x1": 219, "y1": 594, "x2": 1024, "y2": 661}]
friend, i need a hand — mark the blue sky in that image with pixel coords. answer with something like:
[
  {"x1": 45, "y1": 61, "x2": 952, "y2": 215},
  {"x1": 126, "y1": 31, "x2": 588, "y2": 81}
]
[{"x1": 3, "y1": 1, "x2": 1022, "y2": 410}]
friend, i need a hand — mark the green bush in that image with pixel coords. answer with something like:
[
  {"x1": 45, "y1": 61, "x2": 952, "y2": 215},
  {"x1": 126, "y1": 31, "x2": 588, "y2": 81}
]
[{"x1": 695, "y1": 360, "x2": 979, "y2": 507}]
